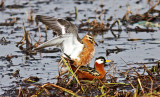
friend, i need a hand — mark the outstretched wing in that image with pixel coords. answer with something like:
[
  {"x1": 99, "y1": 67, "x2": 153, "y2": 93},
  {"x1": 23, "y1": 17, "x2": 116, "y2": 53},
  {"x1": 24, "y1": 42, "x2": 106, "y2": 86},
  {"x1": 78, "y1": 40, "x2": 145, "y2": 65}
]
[
  {"x1": 35, "y1": 15, "x2": 80, "y2": 41},
  {"x1": 35, "y1": 33, "x2": 84, "y2": 59},
  {"x1": 35, "y1": 15, "x2": 84, "y2": 58},
  {"x1": 34, "y1": 34, "x2": 73, "y2": 50}
]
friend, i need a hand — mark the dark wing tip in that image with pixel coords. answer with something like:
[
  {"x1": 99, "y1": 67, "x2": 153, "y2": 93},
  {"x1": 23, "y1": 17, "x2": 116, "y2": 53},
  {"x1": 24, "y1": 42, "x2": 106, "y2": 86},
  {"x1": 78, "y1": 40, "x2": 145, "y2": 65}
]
[
  {"x1": 35, "y1": 15, "x2": 51, "y2": 25},
  {"x1": 35, "y1": 15, "x2": 41, "y2": 25}
]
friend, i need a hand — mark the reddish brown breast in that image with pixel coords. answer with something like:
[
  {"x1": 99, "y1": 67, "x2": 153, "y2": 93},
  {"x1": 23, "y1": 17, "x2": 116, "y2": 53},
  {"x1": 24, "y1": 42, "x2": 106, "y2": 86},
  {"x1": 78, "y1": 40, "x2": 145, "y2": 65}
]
[
  {"x1": 74, "y1": 37, "x2": 95, "y2": 66},
  {"x1": 94, "y1": 62, "x2": 106, "y2": 79}
]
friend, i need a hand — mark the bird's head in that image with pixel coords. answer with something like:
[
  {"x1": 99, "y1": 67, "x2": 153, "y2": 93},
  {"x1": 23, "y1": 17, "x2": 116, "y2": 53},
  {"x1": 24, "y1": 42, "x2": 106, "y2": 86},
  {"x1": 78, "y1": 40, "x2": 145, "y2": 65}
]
[
  {"x1": 95, "y1": 56, "x2": 106, "y2": 65},
  {"x1": 83, "y1": 34, "x2": 98, "y2": 46}
]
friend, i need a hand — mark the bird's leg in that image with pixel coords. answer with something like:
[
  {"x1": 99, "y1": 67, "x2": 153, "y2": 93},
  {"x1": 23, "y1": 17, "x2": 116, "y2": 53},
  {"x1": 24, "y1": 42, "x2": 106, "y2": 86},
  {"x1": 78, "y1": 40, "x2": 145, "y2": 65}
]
[
  {"x1": 55, "y1": 59, "x2": 64, "y2": 78},
  {"x1": 58, "y1": 59, "x2": 63, "y2": 77},
  {"x1": 34, "y1": 25, "x2": 42, "y2": 48},
  {"x1": 55, "y1": 58, "x2": 70, "y2": 78}
]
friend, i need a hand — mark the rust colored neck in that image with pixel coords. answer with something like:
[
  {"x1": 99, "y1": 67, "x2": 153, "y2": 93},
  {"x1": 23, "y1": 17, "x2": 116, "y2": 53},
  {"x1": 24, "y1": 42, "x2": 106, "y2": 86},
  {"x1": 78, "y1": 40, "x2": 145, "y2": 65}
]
[
  {"x1": 74, "y1": 36, "x2": 95, "y2": 66},
  {"x1": 95, "y1": 62, "x2": 106, "y2": 78},
  {"x1": 82, "y1": 37, "x2": 94, "y2": 48}
]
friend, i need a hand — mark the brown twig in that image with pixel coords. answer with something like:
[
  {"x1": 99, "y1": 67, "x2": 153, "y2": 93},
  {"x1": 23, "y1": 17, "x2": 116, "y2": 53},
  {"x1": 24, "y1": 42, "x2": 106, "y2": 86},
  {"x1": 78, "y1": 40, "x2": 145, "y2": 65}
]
[
  {"x1": 121, "y1": 58, "x2": 141, "y2": 77},
  {"x1": 137, "y1": 78, "x2": 144, "y2": 94},
  {"x1": 143, "y1": 65, "x2": 156, "y2": 79},
  {"x1": 66, "y1": 65, "x2": 81, "y2": 87},
  {"x1": 143, "y1": 0, "x2": 160, "y2": 16},
  {"x1": 41, "y1": 83, "x2": 78, "y2": 96},
  {"x1": 105, "y1": 62, "x2": 114, "y2": 75},
  {"x1": 98, "y1": 9, "x2": 106, "y2": 19}
]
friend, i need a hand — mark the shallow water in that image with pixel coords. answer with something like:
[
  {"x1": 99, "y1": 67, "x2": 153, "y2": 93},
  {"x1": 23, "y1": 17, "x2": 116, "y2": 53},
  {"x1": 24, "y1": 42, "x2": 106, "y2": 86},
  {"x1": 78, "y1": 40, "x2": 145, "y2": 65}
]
[{"x1": 0, "y1": 0, "x2": 160, "y2": 95}]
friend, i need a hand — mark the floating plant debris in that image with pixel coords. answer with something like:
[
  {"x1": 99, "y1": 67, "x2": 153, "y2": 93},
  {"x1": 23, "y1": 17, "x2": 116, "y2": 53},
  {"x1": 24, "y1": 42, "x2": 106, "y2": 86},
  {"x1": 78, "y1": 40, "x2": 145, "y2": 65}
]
[
  {"x1": 1, "y1": 0, "x2": 160, "y2": 96},
  {"x1": 0, "y1": 37, "x2": 10, "y2": 45},
  {"x1": 0, "y1": 18, "x2": 17, "y2": 26}
]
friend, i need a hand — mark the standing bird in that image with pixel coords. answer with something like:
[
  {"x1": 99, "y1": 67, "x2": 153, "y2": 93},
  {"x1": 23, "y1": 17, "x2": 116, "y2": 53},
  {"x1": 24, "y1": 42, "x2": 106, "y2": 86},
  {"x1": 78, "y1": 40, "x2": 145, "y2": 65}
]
[
  {"x1": 35, "y1": 15, "x2": 97, "y2": 67},
  {"x1": 71, "y1": 56, "x2": 107, "y2": 80}
]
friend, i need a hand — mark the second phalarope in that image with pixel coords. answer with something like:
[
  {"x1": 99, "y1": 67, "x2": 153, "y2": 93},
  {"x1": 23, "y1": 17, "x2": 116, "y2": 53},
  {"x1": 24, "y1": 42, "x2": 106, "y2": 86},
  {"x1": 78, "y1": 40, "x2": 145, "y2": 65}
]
[{"x1": 71, "y1": 56, "x2": 106, "y2": 80}]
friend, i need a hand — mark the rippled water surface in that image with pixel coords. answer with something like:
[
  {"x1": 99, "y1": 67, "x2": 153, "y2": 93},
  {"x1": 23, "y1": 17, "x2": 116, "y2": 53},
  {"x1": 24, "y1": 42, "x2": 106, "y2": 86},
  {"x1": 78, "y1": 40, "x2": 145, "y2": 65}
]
[{"x1": 0, "y1": 0, "x2": 160, "y2": 95}]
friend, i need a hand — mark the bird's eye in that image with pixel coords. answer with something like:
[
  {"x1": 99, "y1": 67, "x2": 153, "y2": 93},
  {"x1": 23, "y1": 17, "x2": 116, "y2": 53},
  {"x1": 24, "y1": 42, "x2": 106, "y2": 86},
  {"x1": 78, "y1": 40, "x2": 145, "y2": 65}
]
[
  {"x1": 89, "y1": 36, "x2": 92, "y2": 39},
  {"x1": 101, "y1": 59, "x2": 104, "y2": 62}
]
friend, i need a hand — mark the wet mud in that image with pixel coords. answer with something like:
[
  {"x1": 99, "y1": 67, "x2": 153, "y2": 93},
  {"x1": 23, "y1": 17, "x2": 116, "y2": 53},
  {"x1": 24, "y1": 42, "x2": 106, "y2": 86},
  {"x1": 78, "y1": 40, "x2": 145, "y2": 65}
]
[{"x1": 0, "y1": 0, "x2": 160, "y2": 96}]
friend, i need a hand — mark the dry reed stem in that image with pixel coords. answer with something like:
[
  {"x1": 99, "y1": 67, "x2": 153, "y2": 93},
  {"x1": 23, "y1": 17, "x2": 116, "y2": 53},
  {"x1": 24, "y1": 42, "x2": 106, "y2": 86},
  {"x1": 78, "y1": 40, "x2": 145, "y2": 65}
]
[
  {"x1": 149, "y1": 76, "x2": 153, "y2": 97},
  {"x1": 143, "y1": 65, "x2": 156, "y2": 79},
  {"x1": 66, "y1": 65, "x2": 81, "y2": 86},
  {"x1": 105, "y1": 62, "x2": 114, "y2": 75},
  {"x1": 144, "y1": 0, "x2": 160, "y2": 16},
  {"x1": 60, "y1": 56, "x2": 81, "y2": 86},
  {"x1": 137, "y1": 78, "x2": 144, "y2": 94},
  {"x1": 41, "y1": 83, "x2": 78, "y2": 96},
  {"x1": 98, "y1": 9, "x2": 105, "y2": 19},
  {"x1": 18, "y1": 85, "x2": 25, "y2": 97},
  {"x1": 121, "y1": 58, "x2": 141, "y2": 77}
]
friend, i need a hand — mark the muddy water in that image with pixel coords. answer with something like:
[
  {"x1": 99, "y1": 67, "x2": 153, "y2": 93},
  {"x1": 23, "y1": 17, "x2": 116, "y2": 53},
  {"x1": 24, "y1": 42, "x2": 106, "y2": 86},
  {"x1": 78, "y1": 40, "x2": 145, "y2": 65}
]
[{"x1": 0, "y1": 0, "x2": 160, "y2": 95}]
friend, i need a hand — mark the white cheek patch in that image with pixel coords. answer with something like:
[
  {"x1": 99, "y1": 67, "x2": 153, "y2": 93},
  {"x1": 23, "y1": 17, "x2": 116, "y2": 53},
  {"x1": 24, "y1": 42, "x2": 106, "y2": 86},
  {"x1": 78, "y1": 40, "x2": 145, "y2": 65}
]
[{"x1": 95, "y1": 59, "x2": 104, "y2": 64}]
